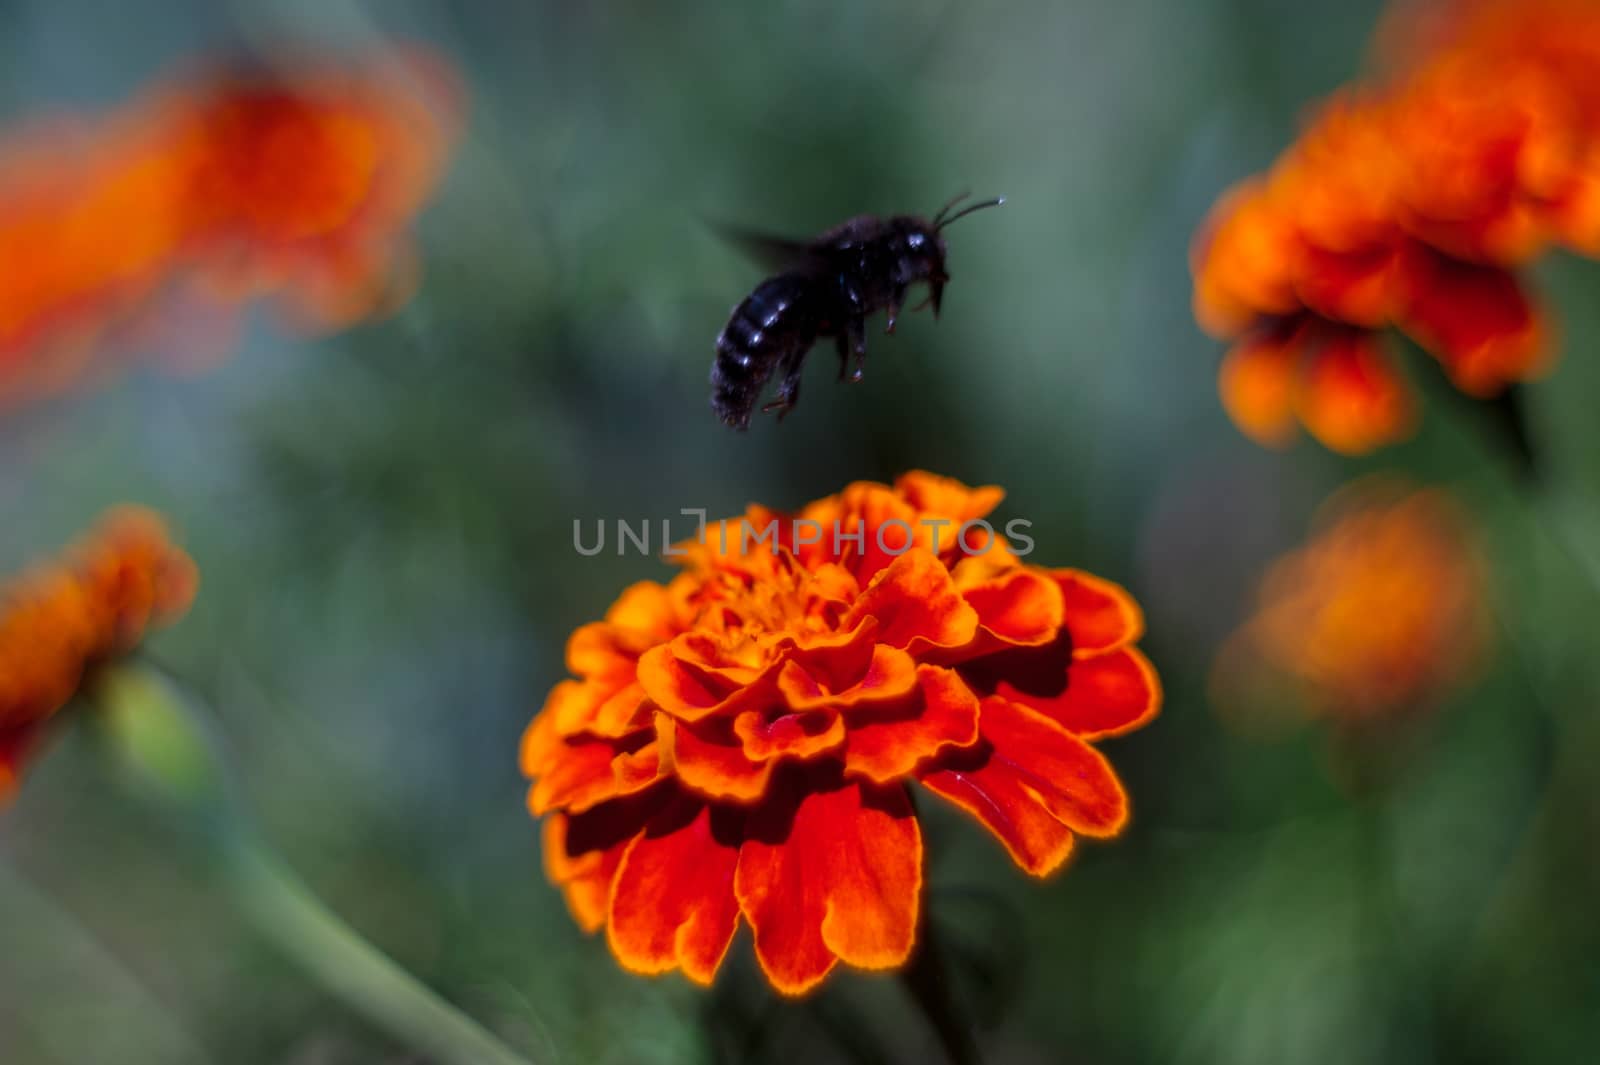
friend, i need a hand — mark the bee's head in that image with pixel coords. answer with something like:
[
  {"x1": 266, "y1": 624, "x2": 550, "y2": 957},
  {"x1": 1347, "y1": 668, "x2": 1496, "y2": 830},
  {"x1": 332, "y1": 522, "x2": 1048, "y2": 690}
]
[
  {"x1": 888, "y1": 218, "x2": 949, "y2": 311},
  {"x1": 892, "y1": 193, "x2": 1003, "y2": 317}
]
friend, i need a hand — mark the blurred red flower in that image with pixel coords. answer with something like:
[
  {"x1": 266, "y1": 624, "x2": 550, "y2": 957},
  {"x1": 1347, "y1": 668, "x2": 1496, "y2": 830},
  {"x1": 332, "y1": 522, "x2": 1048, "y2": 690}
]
[
  {"x1": 522, "y1": 472, "x2": 1161, "y2": 994},
  {"x1": 0, "y1": 507, "x2": 197, "y2": 798},
  {"x1": 0, "y1": 46, "x2": 461, "y2": 412},
  {"x1": 1191, "y1": 0, "x2": 1600, "y2": 453},
  {"x1": 1211, "y1": 480, "x2": 1489, "y2": 727}
]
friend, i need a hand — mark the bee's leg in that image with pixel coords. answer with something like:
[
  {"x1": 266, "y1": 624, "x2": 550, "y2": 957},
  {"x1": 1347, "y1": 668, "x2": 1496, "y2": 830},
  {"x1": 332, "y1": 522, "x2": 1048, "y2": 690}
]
[
  {"x1": 763, "y1": 349, "x2": 806, "y2": 419},
  {"x1": 883, "y1": 285, "x2": 908, "y2": 335},
  {"x1": 843, "y1": 316, "x2": 866, "y2": 382}
]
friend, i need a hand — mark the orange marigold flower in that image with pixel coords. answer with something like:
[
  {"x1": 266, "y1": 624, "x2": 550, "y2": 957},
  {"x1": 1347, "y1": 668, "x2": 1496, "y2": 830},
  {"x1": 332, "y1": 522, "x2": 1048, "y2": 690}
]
[
  {"x1": 522, "y1": 472, "x2": 1160, "y2": 995},
  {"x1": 0, "y1": 507, "x2": 197, "y2": 798},
  {"x1": 0, "y1": 46, "x2": 461, "y2": 412},
  {"x1": 1190, "y1": 0, "x2": 1600, "y2": 453},
  {"x1": 1211, "y1": 480, "x2": 1489, "y2": 727},
  {"x1": 1219, "y1": 318, "x2": 1417, "y2": 455},
  {"x1": 164, "y1": 47, "x2": 462, "y2": 336}
]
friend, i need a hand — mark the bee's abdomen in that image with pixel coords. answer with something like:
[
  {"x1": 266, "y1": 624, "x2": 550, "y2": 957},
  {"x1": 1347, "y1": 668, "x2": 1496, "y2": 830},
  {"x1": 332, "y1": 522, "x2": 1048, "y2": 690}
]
[{"x1": 711, "y1": 276, "x2": 816, "y2": 429}]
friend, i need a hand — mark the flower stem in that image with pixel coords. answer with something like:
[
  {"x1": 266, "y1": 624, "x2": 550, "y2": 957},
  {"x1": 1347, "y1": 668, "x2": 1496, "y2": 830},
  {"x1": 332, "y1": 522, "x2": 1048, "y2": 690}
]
[
  {"x1": 214, "y1": 828, "x2": 536, "y2": 1065},
  {"x1": 95, "y1": 661, "x2": 538, "y2": 1065}
]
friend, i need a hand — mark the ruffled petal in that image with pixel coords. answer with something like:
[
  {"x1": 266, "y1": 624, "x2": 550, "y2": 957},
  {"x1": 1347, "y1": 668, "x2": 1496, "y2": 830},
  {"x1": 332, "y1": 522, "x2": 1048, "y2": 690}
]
[
  {"x1": 1296, "y1": 328, "x2": 1416, "y2": 455},
  {"x1": 735, "y1": 771, "x2": 922, "y2": 995},
  {"x1": 995, "y1": 646, "x2": 1162, "y2": 739},
  {"x1": 919, "y1": 698, "x2": 1128, "y2": 876},
  {"x1": 958, "y1": 566, "x2": 1063, "y2": 648},
  {"x1": 733, "y1": 706, "x2": 847, "y2": 763},
  {"x1": 566, "y1": 621, "x2": 639, "y2": 681},
  {"x1": 1397, "y1": 246, "x2": 1547, "y2": 395},
  {"x1": 1219, "y1": 325, "x2": 1304, "y2": 449},
  {"x1": 662, "y1": 717, "x2": 775, "y2": 803},
  {"x1": 844, "y1": 550, "x2": 979, "y2": 653},
  {"x1": 892, "y1": 471, "x2": 1005, "y2": 525},
  {"x1": 542, "y1": 788, "x2": 665, "y2": 932},
  {"x1": 777, "y1": 642, "x2": 919, "y2": 711},
  {"x1": 844, "y1": 666, "x2": 981, "y2": 784},
  {"x1": 636, "y1": 639, "x2": 777, "y2": 723},
  {"x1": 1056, "y1": 570, "x2": 1144, "y2": 656},
  {"x1": 608, "y1": 798, "x2": 742, "y2": 985},
  {"x1": 782, "y1": 619, "x2": 880, "y2": 695},
  {"x1": 527, "y1": 736, "x2": 662, "y2": 816},
  {"x1": 604, "y1": 578, "x2": 689, "y2": 642}
]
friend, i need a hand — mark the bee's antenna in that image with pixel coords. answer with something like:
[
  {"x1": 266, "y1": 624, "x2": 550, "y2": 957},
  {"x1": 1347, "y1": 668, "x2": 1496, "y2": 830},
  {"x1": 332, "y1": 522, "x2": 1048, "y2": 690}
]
[
  {"x1": 931, "y1": 190, "x2": 973, "y2": 228},
  {"x1": 936, "y1": 195, "x2": 1005, "y2": 231}
]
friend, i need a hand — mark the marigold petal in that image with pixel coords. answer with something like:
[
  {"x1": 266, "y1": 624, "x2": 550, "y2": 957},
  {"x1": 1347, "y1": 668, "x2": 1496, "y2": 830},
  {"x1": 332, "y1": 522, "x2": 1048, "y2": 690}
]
[
  {"x1": 1219, "y1": 327, "x2": 1303, "y2": 449},
  {"x1": 958, "y1": 567, "x2": 1063, "y2": 648},
  {"x1": 661, "y1": 717, "x2": 775, "y2": 803},
  {"x1": 566, "y1": 621, "x2": 639, "y2": 681},
  {"x1": 735, "y1": 771, "x2": 921, "y2": 996},
  {"x1": 591, "y1": 681, "x2": 652, "y2": 738},
  {"x1": 1398, "y1": 246, "x2": 1548, "y2": 395},
  {"x1": 1294, "y1": 241, "x2": 1398, "y2": 327},
  {"x1": 918, "y1": 758, "x2": 1075, "y2": 877},
  {"x1": 892, "y1": 471, "x2": 1005, "y2": 525},
  {"x1": 919, "y1": 698, "x2": 1128, "y2": 876},
  {"x1": 995, "y1": 646, "x2": 1163, "y2": 739},
  {"x1": 844, "y1": 550, "x2": 979, "y2": 654},
  {"x1": 777, "y1": 642, "x2": 919, "y2": 711},
  {"x1": 843, "y1": 666, "x2": 981, "y2": 784},
  {"x1": 608, "y1": 798, "x2": 742, "y2": 985},
  {"x1": 637, "y1": 641, "x2": 776, "y2": 723},
  {"x1": 1056, "y1": 570, "x2": 1145, "y2": 655},
  {"x1": 543, "y1": 789, "x2": 664, "y2": 933},
  {"x1": 539, "y1": 678, "x2": 611, "y2": 739},
  {"x1": 604, "y1": 578, "x2": 688, "y2": 642},
  {"x1": 527, "y1": 738, "x2": 661, "y2": 816},
  {"x1": 542, "y1": 816, "x2": 617, "y2": 932},
  {"x1": 733, "y1": 705, "x2": 847, "y2": 763},
  {"x1": 783, "y1": 619, "x2": 880, "y2": 694},
  {"x1": 1296, "y1": 329, "x2": 1417, "y2": 456}
]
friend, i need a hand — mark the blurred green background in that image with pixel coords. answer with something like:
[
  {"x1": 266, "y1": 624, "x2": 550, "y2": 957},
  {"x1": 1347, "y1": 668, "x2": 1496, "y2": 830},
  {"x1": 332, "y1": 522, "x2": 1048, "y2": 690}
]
[{"x1": 3, "y1": 0, "x2": 1598, "y2": 1062}]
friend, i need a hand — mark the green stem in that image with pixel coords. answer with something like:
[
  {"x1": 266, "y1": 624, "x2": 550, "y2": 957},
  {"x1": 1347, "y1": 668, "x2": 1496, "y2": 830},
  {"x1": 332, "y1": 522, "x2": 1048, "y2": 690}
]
[
  {"x1": 93, "y1": 661, "x2": 537, "y2": 1065},
  {"x1": 213, "y1": 828, "x2": 536, "y2": 1065}
]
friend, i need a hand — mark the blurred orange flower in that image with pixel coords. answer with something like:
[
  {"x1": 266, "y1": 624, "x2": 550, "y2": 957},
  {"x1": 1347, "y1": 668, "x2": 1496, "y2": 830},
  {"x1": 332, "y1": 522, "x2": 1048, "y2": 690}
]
[
  {"x1": 1211, "y1": 480, "x2": 1489, "y2": 727},
  {"x1": 522, "y1": 472, "x2": 1161, "y2": 994},
  {"x1": 0, "y1": 46, "x2": 461, "y2": 412},
  {"x1": 1191, "y1": 0, "x2": 1600, "y2": 453},
  {"x1": 0, "y1": 507, "x2": 197, "y2": 798}
]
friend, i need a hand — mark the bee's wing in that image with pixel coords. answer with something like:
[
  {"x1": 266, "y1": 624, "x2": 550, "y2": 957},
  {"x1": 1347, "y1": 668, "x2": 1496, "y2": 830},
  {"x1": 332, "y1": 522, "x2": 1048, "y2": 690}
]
[{"x1": 704, "y1": 220, "x2": 824, "y2": 274}]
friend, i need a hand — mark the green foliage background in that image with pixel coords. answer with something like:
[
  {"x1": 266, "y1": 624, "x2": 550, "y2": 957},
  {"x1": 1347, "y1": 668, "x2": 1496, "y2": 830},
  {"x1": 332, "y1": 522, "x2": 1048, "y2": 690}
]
[{"x1": 2, "y1": 1, "x2": 1597, "y2": 1062}]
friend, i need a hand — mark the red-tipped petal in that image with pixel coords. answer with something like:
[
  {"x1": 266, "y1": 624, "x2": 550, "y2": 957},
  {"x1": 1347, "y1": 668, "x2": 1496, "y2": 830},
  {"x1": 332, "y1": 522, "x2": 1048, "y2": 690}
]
[
  {"x1": 844, "y1": 666, "x2": 981, "y2": 784},
  {"x1": 776, "y1": 642, "x2": 919, "y2": 711},
  {"x1": 732, "y1": 706, "x2": 846, "y2": 763},
  {"x1": 920, "y1": 698, "x2": 1128, "y2": 876},
  {"x1": 844, "y1": 550, "x2": 979, "y2": 653},
  {"x1": 637, "y1": 640, "x2": 775, "y2": 723},
  {"x1": 663, "y1": 717, "x2": 775, "y2": 803},
  {"x1": 960, "y1": 567, "x2": 1063, "y2": 648},
  {"x1": 1296, "y1": 329, "x2": 1416, "y2": 456},
  {"x1": 608, "y1": 798, "x2": 742, "y2": 985},
  {"x1": 997, "y1": 646, "x2": 1163, "y2": 739},
  {"x1": 1219, "y1": 326, "x2": 1304, "y2": 449},
  {"x1": 1055, "y1": 569, "x2": 1145, "y2": 655},
  {"x1": 735, "y1": 773, "x2": 922, "y2": 996}
]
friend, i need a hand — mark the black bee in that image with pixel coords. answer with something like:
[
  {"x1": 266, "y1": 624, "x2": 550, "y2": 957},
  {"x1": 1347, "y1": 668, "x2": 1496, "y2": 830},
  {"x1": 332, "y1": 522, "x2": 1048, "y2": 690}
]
[{"x1": 710, "y1": 192, "x2": 1004, "y2": 429}]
